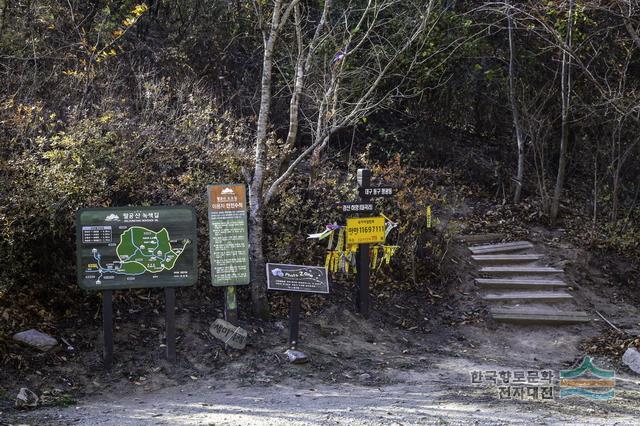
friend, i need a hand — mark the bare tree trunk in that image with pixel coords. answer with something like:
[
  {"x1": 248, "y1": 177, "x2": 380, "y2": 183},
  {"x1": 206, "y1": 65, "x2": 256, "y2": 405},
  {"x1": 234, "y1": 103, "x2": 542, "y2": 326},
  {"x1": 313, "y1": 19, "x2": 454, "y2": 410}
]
[
  {"x1": 278, "y1": 1, "x2": 331, "y2": 176},
  {"x1": 550, "y1": 0, "x2": 574, "y2": 224},
  {"x1": 245, "y1": 0, "x2": 435, "y2": 316},
  {"x1": 278, "y1": 5, "x2": 305, "y2": 175},
  {"x1": 247, "y1": 190, "x2": 269, "y2": 319},
  {"x1": 249, "y1": 0, "x2": 292, "y2": 318},
  {"x1": 612, "y1": 165, "x2": 620, "y2": 222},
  {"x1": 611, "y1": 124, "x2": 621, "y2": 222},
  {"x1": 507, "y1": 4, "x2": 525, "y2": 204},
  {"x1": 593, "y1": 151, "x2": 598, "y2": 224},
  {"x1": 619, "y1": 0, "x2": 640, "y2": 50}
]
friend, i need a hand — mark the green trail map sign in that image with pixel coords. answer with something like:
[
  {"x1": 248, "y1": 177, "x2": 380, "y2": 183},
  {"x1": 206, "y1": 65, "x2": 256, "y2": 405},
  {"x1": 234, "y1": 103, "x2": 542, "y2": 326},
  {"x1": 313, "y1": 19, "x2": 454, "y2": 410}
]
[
  {"x1": 76, "y1": 206, "x2": 198, "y2": 290},
  {"x1": 208, "y1": 184, "x2": 251, "y2": 286}
]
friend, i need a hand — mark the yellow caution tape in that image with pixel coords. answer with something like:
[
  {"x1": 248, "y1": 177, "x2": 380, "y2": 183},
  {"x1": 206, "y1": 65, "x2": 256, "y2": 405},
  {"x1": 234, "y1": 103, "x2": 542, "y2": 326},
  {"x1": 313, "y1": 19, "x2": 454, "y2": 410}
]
[
  {"x1": 336, "y1": 228, "x2": 344, "y2": 251},
  {"x1": 371, "y1": 245, "x2": 379, "y2": 269}
]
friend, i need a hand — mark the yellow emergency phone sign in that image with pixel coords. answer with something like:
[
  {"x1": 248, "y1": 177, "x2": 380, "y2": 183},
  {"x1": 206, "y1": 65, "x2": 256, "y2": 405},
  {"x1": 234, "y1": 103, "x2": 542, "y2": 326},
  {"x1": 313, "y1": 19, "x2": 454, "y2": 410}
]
[{"x1": 346, "y1": 216, "x2": 385, "y2": 245}]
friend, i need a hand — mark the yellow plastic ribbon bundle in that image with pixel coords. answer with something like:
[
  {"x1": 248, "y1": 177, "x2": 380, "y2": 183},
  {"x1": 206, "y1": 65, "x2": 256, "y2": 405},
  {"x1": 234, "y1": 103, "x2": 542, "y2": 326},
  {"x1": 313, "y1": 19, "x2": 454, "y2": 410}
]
[
  {"x1": 370, "y1": 245, "x2": 380, "y2": 269},
  {"x1": 383, "y1": 245, "x2": 399, "y2": 265},
  {"x1": 426, "y1": 205, "x2": 432, "y2": 228},
  {"x1": 348, "y1": 244, "x2": 358, "y2": 273},
  {"x1": 317, "y1": 216, "x2": 402, "y2": 275},
  {"x1": 336, "y1": 228, "x2": 344, "y2": 254},
  {"x1": 327, "y1": 229, "x2": 335, "y2": 250},
  {"x1": 324, "y1": 250, "x2": 335, "y2": 272}
]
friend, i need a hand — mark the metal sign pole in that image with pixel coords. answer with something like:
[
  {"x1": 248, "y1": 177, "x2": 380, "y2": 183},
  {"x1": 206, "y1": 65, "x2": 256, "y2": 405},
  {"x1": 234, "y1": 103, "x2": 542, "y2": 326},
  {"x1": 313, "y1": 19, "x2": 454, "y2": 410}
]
[
  {"x1": 165, "y1": 287, "x2": 176, "y2": 362},
  {"x1": 288, "y1": 292, "x2": 302, "y2": 349},
  {"x1": 356, "y1": 169, "x2": 371, "y2": 318},
  {"x1": 224, "y1": 286, "x2": 238, "y2": 324},
  {"x1": 102, "y1": 290, "x2": 114, "y2": 370}
]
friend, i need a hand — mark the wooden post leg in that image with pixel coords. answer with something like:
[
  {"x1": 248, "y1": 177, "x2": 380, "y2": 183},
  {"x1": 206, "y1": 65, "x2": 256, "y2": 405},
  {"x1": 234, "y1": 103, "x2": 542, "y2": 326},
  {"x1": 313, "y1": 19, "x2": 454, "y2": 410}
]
[
  {"x1": 356, "y1": 168, "x2": 372, "y2": 318},
  {"x1": 288, "y1": 292, "x2": 301, "y2": 349},
  {"x1": 165, "y1": 287, "x2": 176, "y2": 362},
  {"x1": 224, "y1": 286, "x2": 238, "y2": 325},
  {"x1": 357, "y1": 243, "x2": 370, "y2": 318},
  {"x1": 102, "y1": 290, "x2": 113, "y2": 370}
]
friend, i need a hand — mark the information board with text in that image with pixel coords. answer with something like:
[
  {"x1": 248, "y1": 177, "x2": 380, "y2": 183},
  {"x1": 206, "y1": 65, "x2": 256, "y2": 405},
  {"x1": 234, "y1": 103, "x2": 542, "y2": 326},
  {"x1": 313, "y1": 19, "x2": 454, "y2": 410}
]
[
  {"x1": 76, "y1": 206, "x2": 198, "y2": 290},
  {"x1": 346, "y1": 216, "x2": 386, "y2": 245},
  {"x1": 266, "y1": 263, "x2": 329, "y2": 294},
  {"x1": 208, "y1": 184, "x2": 251, "y2": 286}
]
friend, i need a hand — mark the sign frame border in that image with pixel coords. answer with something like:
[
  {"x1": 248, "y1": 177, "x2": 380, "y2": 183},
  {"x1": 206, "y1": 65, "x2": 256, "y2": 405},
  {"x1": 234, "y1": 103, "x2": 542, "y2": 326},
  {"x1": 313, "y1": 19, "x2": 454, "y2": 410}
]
[
  {"x1": 266, "y1": 263, "x2": 330, "y2": 294},
  {"x1": 75, "y1": 205, "x2": 198, "y2": 291},
  {"x1": 207, "y1": 183, "x2": 251, "y2": 287},
  {"x1": 345, "y1": 216, "x2": 386, "y2": 245}
]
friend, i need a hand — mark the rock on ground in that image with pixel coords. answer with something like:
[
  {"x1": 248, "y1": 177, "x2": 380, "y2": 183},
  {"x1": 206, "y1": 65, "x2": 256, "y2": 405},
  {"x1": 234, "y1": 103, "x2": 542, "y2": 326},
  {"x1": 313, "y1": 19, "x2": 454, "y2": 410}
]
[
  {"x1": 285, "y1": 349, "x2": 309, "y2": 364},
  {"x1": 15, "y1": 388, "x2": 39, "y2": 408},
  {"x1": 622, "y1": 347, "x2": 640, "y2": 374},
  {"x1": 13, "y1": 329, "x2": 58, "y2": 352}
]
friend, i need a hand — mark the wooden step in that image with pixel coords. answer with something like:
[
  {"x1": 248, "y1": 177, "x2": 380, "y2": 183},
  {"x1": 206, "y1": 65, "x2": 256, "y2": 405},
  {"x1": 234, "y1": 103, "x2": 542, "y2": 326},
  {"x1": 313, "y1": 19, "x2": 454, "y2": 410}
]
[
  {"x1": 482, "y1": 291, "x2": 573, "y2": 302},
  {"x1": 469, "y1": 241, "x2": 534, "y2": 254},
  {"x1": 453, "y1": 233, "x2": 505, "y2": 243},
  {"x1": 490, "y1": 308, "x2": 590, "y2": 324},
  {"x1": 479, "y1": 266, "x2": 563, "y2": 275},
  {"x1": 472, "y1": 254, "x2": 543, "y2": 263},
  {"x1": 475, "y1": 278, "x2": 567, "y2": 289}
]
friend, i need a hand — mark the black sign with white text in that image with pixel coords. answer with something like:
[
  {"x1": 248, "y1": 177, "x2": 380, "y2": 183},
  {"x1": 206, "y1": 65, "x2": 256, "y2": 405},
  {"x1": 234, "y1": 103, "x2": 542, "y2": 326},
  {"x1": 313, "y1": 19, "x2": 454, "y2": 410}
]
[
  {"x1": 334, "y1": 202, "x2": 375, "y2": 213},
  {"x1": 266, "y1": 263, "x2": 330, "y2": 294},
  {"x1": 358, "y1": 186, "x2": 396, "y2": 198}
]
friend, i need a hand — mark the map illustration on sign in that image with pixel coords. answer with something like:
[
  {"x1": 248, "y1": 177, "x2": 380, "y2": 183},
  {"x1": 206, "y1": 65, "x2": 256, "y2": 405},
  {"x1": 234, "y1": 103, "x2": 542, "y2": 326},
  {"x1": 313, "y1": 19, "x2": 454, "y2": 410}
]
[{"x1": 76, "y1": 206, "x2": 198, "y2": 290}]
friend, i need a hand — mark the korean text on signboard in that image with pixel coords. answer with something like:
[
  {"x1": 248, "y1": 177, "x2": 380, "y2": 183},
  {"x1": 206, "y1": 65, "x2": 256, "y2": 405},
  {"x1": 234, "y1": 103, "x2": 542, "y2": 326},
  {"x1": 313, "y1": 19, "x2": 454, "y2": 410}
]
[
  {"x1": 208, "y1": 184, "x2": 251, "y2": 286},
  {"x1": 346, "y1": 216, "x2": 386, "y2": 245},
  {"x1": 76, "y1": 206, "x2": 198, "y2": 290},
  {"x1": 358, "y1": 187, "x2": 396, "y2": 198},
  {"x1": 266, "y1": 263, "x2": 330, "y2": 294},
  {"x1": 335, "y1": 202, "x2": 374, "y2": 213}
]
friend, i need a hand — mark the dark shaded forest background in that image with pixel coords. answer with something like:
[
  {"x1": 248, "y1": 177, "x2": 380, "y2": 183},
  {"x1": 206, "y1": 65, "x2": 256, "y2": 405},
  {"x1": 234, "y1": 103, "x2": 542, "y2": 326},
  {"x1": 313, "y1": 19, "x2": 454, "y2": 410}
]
[{"x1": 1, "y1": 1, "x2": 639, "y2": 319}]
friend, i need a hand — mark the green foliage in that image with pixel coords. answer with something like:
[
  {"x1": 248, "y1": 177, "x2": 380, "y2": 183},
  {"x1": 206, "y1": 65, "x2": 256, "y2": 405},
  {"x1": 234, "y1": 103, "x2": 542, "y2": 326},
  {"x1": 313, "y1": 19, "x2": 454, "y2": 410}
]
[
  {"x1": 1, "y1": 0, "x2": 640, "y2": 312},
  {"x1": 0, "y1": 81, "x2": 251, "y2": 299},
  {"x1": 590, "y1": 217, "x2": 640, "y2": 262}
]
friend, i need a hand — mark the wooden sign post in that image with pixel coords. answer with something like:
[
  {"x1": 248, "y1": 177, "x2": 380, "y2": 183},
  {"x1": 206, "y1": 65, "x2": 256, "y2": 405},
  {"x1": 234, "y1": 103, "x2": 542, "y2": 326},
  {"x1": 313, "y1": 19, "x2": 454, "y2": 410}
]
[
  {"x1": 336, "y1": 169, "x2": 397, "y2": 318},
  {"x1": 356, "y1": 169, "x2": 371, "y2": 317},
  {"x1": 76, "y1": 206, "x2": 198, "y2": 368},
  {"x1": 207, "y1": 184, "x2": 251, "y2": 325},
  {"x1": 165, "y1": 287, "x2": 176, "y2": 362},
  {"x1": 267, "y1": 263, "x2": 329, "y2": 362},
  {"x1": 102, "y1": 290, "x2": 114, "y2": 369}
]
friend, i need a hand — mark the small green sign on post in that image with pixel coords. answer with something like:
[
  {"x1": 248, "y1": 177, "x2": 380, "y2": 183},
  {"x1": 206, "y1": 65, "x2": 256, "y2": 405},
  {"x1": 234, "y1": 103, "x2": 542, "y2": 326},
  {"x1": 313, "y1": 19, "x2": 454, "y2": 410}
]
[{"x1": 207, "y1": 184, "x2": 251, "y2": 324}]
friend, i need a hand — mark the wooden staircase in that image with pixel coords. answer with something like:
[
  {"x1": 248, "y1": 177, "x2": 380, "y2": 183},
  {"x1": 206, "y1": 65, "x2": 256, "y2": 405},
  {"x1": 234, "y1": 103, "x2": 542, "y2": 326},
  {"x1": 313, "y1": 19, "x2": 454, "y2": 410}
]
[{"x1": 465, "y1": 238, "x2": 590, "y2": 324}]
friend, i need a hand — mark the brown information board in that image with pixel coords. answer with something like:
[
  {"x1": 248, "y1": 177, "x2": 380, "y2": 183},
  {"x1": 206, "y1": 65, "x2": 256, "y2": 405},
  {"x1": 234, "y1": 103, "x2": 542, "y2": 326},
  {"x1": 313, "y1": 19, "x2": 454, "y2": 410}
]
[{"x1": 208, "y1": 184, "x2": 251, "y2": 286}]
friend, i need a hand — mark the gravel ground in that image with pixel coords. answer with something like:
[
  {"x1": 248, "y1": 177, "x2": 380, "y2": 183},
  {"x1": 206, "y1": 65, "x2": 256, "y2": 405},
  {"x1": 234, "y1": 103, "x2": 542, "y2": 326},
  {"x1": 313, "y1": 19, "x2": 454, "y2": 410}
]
[{"x1": 5, "y1": 354, "x2": 640, "y2": 426}]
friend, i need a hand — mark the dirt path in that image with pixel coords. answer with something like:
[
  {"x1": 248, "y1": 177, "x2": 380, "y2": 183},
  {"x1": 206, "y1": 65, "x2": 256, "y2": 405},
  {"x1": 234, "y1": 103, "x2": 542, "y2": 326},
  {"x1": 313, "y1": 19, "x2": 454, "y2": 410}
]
[
  {"x1": 6, "y1": 353, "x2": 640, "y2": 426},
  {"x1": 4, "y1": 227, "x2": 640, "y2": 425}
]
